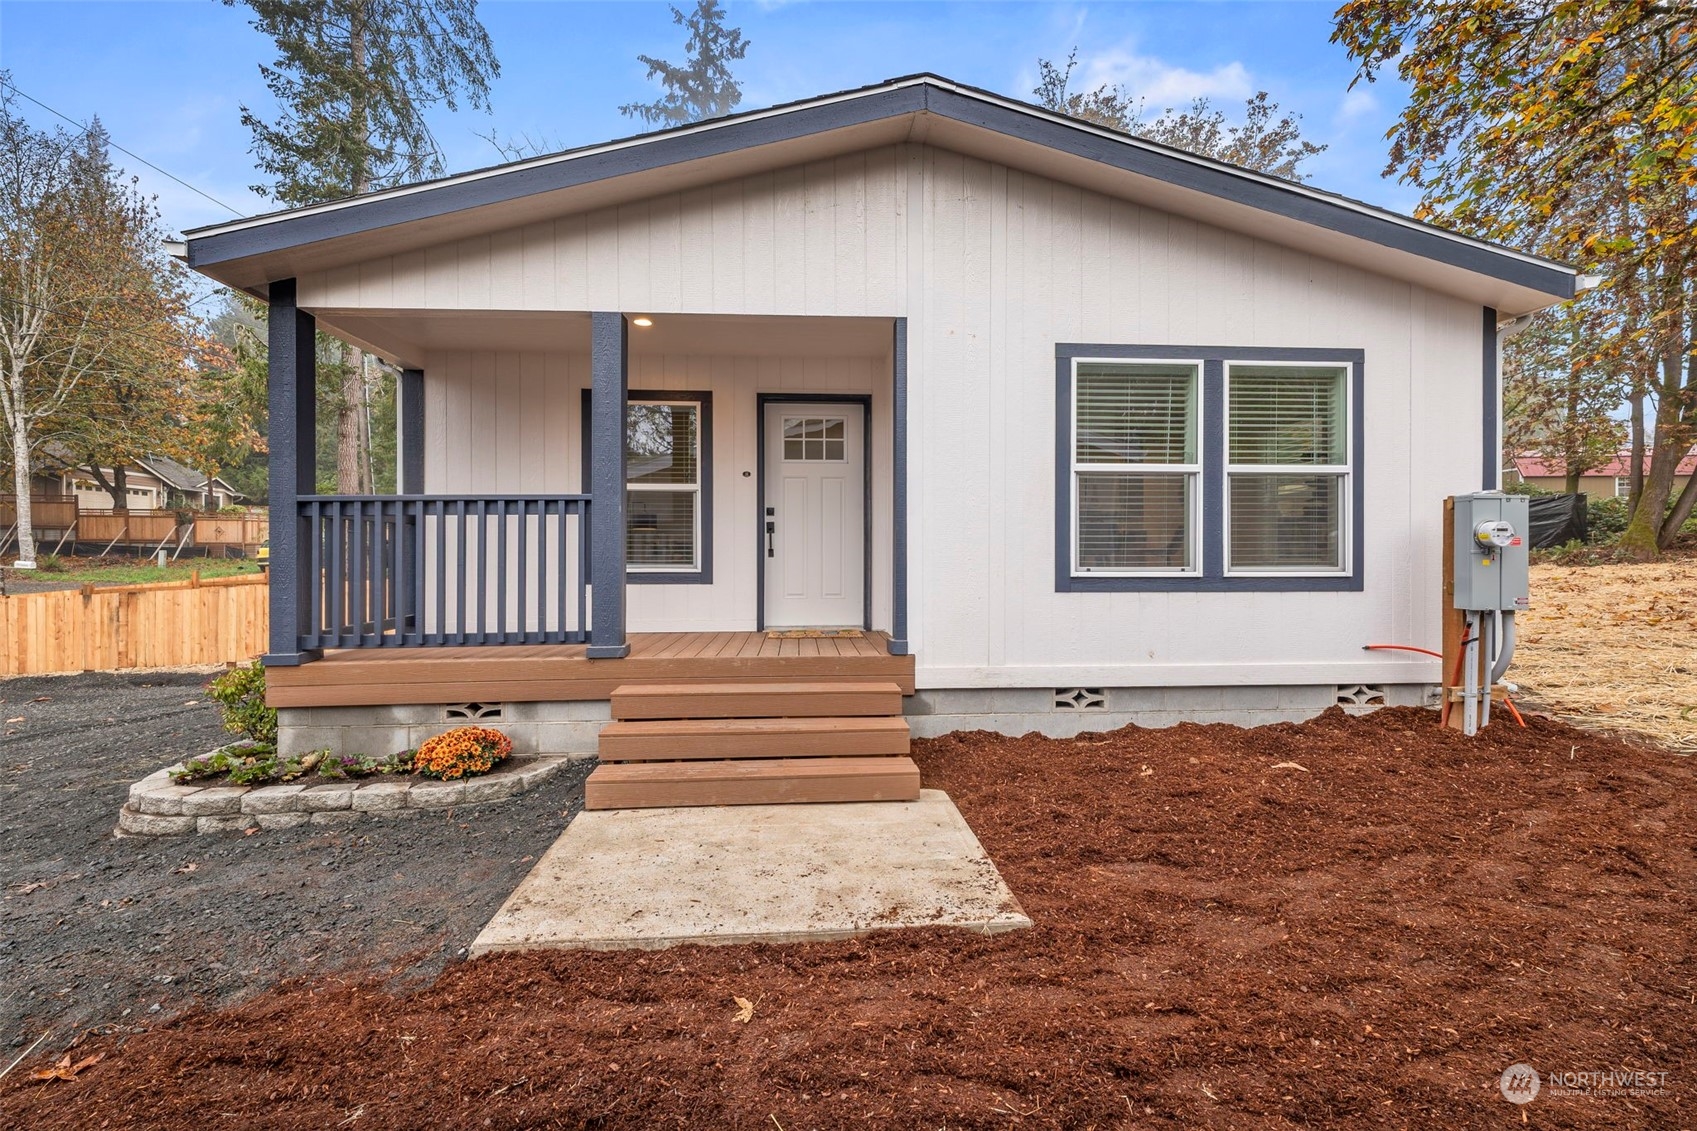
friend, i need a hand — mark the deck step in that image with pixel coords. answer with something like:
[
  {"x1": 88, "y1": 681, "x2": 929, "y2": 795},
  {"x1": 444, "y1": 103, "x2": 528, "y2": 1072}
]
[
  {"x1": 609, "y1": 681, "x2": 904, "y2": 720},
  {"x1": 599, "y1": 716, "x2": 910, "y2": 761},
  {"x1": 585, "y1": 756, "x2": 921, "y2": 810}
]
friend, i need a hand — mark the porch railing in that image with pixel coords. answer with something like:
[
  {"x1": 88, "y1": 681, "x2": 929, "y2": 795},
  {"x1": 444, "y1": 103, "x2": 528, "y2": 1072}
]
[{"x1": 297, "y1": 495, "x2": 590, "y2": 650}]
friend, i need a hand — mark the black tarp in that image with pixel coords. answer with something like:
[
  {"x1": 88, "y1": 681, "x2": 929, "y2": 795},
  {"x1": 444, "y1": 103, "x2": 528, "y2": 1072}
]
[{"x1": 1527, "y1": 493, "x2": 1588, "y2": 548}]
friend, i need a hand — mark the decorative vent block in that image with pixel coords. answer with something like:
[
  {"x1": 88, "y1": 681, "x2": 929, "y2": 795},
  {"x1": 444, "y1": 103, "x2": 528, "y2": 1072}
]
[
  {"x1": 445, "y1": 702, "x2": 505, "y2": 722},
  {"x1": 1334, "y1": 684, "x2": 1386, "y2": 707},
  {"x1": 1054, "y1": 688, "x2": 1108, "y2": 711}
]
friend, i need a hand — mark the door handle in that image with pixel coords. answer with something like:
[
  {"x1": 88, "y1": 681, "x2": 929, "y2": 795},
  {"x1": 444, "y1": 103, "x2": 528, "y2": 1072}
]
[{"x1": 765, "y1": 520, "x2": 775, "y2": 557}]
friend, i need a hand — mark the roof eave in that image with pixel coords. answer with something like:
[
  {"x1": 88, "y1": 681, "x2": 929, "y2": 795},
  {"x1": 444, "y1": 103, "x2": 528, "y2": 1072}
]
[{"x1": 184, "y1": 74, "x2": 1576, "y2": 308}]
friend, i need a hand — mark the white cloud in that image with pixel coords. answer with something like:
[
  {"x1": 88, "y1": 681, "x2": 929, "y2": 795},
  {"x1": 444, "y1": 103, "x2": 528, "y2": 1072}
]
[
  {"x1": 1078, "y1": 44, "x2": 1253, "y2": 108},
  {"x1": 1335, "y1": 86, "x2": 1378, "y2": 124}
]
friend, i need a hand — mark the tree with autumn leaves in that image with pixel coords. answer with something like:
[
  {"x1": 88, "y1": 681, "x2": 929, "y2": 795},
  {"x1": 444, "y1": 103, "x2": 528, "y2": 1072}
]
[
  {"x1": 0, "y1": 81, "x2": 234, "y2": 567},
  {"x1": 1333, "y1": 1, "x2": 1696, "y2": 558}
]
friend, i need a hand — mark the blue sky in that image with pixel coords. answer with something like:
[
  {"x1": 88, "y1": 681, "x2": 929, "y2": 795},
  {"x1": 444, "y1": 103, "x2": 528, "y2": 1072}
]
[{"x1": 0, "y1": 1, "x2": 1413, "y2": 240}]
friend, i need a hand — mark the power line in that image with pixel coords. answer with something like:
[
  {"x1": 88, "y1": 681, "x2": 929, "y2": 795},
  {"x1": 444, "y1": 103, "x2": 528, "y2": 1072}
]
[{"x1": 1, "y1": 78, "x2": 246, "y2": 218}]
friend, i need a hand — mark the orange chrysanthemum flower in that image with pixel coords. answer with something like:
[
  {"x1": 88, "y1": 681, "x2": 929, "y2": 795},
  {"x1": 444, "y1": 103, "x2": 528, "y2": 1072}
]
[{"x1": 413, "y1": 726, "x2": 513, "y2": 780}]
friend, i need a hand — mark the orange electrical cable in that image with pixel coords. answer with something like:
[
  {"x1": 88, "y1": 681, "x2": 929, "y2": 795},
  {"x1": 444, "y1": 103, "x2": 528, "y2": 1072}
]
[{"x1": 1364, "y1": 639, "x2": 1526, "y2": 728}]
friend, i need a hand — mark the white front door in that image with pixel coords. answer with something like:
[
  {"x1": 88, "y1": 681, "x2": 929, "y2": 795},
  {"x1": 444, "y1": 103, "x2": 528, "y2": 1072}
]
[{"x1": 763, "y1": 402, "x2": 865, "y2": 628}]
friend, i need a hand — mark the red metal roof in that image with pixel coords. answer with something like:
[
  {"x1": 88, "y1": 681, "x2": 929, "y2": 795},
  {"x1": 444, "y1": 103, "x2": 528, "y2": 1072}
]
[{"x1": 1513, "y1": 449, "x2": 1697, "y2": 479}]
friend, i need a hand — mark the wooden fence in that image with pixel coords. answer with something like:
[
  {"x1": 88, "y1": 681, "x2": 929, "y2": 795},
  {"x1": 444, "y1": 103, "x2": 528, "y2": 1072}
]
[
  {"x1": 0, "y1": 496, "x2": 79, "y2": 529},
  {"x1": 194, "y1": 512, "x2": 269, "y2": 549},
  {"x1": 78, "y1": 509, "x2": 184, "y2": 545},
  {"x1": 0, "y1": 574, "x2": 268, "y2": 676}
]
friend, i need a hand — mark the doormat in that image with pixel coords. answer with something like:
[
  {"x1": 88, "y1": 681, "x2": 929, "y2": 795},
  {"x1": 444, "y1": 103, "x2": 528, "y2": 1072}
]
[{"x1": 766, "y1": 628, "x2": 864, "y2": 639}]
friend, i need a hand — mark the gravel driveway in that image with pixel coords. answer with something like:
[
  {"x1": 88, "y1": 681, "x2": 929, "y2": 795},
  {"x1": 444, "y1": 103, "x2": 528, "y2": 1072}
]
[{"x1": 0, "y1": 671, "x2": 590, "y2": 1058}]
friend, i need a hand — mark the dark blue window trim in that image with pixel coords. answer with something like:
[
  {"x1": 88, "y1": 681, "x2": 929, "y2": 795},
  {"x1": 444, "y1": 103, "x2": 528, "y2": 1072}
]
[
  {"x1": 1055, "y1": 343, "x2": 1366, "y2": 593},
  {"x1": 580, "y1": 387, "x2": 714, "y2": 585},
  {"x1": 1482, "y1": 307, "x2": 1500, "y2": 490}
]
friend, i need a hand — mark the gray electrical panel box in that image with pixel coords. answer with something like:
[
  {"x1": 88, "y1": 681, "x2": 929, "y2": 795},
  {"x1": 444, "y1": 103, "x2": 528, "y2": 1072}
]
[{"x1": 1453, "y1": 492, "x2": 1531, "y2": 611}]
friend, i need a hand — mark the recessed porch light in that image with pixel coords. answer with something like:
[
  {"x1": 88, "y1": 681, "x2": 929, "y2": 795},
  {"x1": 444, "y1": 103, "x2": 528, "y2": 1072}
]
[{"x1": 631, "y1": 316, "x2": 654, "y2": 327}]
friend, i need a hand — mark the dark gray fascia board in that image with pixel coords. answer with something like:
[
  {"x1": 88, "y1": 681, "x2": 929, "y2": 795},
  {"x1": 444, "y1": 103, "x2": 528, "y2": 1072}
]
[
  {"x1": 185, "y1": 76, "x2": 1574, "y2": 301},
  {"x1": 925, "y1": 86, "x2": 1574, "y2": 300},
  {"x1": 186, "y1": 84, "x2": 928, "y2": 270}
]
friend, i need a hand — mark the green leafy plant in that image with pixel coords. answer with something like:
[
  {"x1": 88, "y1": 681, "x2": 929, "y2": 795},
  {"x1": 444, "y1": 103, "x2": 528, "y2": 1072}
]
[
  {"x1": 36, "y1": 552, "x2": 64, "y2": 573},
  {"x1": 207, "y1": 662, "x2": 278, "y2": 745},
  {"x1": 315, "y1": 751, "x2": 410, "y2": 779}
]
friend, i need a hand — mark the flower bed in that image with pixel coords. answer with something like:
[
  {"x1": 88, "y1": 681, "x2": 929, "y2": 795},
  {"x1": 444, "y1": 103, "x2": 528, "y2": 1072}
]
[
  {"x1": 169, "y1": 725, "x2": 515, "y2": 790},
  {"x1": 117, "y1": 752, "x2": 573, "y2": 837}
]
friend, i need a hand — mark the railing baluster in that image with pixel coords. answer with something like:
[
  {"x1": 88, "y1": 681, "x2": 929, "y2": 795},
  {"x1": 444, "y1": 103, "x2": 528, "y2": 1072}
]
[
  {"x1": 328, "y1": 503, "x2": 345, "y2": 646},
  {"x1": 516, "y1": 498, "x2": 529, "y2": 643},
  {"x1": 389, "y1": 499, "x2": 404, "y2": 646},
  {"x1": 370, "y1": 499, "x2": 386, "y2": 643},
  {"x1": 308, "y1": 501, "x2": 324, "y2": 648},
  {"x1": 576, "y1": 500, "x2": 588, "y2": 642},
  {"x1": 433, "y1": 500, "x2": 446, "y2": 645},
  {"x1": 349, "y1": 501, "x2": 366, "y2": 647},
  {"x1": 495, "y1": 498, "x2": 508, "y2": 643},
  {"x1": 555, "y1": 499, "x2": 567, "y2": 642},
  {"x1": 410, "y1": 499, "x2": 425, "y2": 645}
]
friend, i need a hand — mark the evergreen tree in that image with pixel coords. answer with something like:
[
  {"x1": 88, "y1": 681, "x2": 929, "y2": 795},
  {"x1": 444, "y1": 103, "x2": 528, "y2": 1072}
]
[
  {"x1": 621, "y1": 0, "x2": 750, "y2": 128},
  {"x1": 228, "y1": 0, "x2": 499, "y2": 492}
]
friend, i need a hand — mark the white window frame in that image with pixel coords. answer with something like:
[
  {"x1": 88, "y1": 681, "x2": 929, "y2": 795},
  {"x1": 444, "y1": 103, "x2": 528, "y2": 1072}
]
[
  {"x1": 626, "y1": 397, "x2": 703, "y2": 574},
  {"x1": 1069, "y1": 356, "x2": 1204, "y2": 578},
  {"x1": 1222, "y1": 359, "x2": 1353, "y2": 577},
  {"x1": 780, "y1": 414, "x2": 851, "y2": 464}
]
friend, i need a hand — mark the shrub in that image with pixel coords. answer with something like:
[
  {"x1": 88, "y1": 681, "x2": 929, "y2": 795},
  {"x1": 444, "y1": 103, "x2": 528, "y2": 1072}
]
[
  {"x1": 317, "y1": 750, "x2": 414, "y2": 779},
  {"x1": 207, "y1": 662, "x2": 278, "y2": 746},
  {"x1": 413, "y1": 726, "x2": 512, "y2": 780},
  {"x1": 36, "y1": 553, "x2": 64, "y2": 573},
  {"x1": 1587, "y1": 496, "x2": 1632, "y2": 543}
]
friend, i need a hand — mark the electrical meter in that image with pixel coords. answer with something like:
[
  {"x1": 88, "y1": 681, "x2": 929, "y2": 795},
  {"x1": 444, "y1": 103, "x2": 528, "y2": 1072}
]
[{"x1": 1452, "y1": 493, "x2": 1530, "y2": 612}]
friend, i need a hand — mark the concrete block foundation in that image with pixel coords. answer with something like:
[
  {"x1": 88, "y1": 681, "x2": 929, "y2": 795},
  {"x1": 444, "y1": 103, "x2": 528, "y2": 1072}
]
[{"x1": 278, "y1": 685, "x2": 1436, "y2": 755}]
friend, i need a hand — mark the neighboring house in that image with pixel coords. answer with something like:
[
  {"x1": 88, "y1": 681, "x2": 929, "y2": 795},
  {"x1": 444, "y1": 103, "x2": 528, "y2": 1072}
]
[
  {"x1": 1509, "y1": 450, "x2": 1697, "y2": 498},
  {"x1": 181, "y1": 75, "x2": 1575, "y2": 806},
  {"x1": 55, "y1": 455, "x2": 242, "y2": 511},
  {"x1": 136, "y1": 455, "x2": 245, "y2": 511}
]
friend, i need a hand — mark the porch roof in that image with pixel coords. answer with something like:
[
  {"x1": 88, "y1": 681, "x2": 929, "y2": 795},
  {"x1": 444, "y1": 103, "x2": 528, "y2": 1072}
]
[{"x1": 183, "y1": 75, "x2": 1575, "y2": 318}]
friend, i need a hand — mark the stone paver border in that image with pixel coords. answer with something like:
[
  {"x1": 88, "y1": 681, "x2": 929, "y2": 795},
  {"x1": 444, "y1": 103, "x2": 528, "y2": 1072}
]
[{"x1": 116, "y1": 754, "x2": 578, "y2": 836}]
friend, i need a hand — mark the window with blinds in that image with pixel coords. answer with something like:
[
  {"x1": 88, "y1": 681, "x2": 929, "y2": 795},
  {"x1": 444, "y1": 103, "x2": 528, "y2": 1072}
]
[
  {"x1": 626, "y1": 401, "x2": 700, "y2": 570},
  {"x1": 1072, "y1": 361, "x2": 1199, "y2": 573},
  {"x1": 1225, "y1": 364, "x2": 1348, "y2": 572}
]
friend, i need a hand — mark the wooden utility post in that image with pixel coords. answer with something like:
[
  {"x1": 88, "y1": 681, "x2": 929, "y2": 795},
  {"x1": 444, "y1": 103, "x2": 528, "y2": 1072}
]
[{"x1": 1441, "y1": 497, "x2": 1470, "y2": 730}]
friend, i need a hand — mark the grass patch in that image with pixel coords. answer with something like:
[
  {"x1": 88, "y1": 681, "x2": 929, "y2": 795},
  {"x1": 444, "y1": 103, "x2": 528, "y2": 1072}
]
[{"x1": 41, "y1": 557, "x2": 262, "y2": 586}]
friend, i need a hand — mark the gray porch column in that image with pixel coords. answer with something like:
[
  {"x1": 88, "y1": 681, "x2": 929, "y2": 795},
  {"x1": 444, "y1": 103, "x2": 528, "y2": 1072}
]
[
  {"x1": 399, "y1": 367, "x2": 425, "y2": 494},
  {"x1": 263, "y1": 278, "x2": 319, "y2": 666},
  {"x1": 889, "y1": 317, "x2": 910, "y2": 656},
  {"x1": 587, "y1": 311, "x2": 630, "y2": 658}
]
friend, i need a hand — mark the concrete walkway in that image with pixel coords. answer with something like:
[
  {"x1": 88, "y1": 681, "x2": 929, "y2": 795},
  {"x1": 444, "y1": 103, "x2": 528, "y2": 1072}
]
[{"x1": 470, "y1": 789, "x2": 1030, "y2": 953}]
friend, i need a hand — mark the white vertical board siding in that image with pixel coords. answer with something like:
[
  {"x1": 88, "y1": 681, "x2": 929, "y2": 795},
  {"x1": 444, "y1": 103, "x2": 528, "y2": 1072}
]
[
  {"x1": 300, "y1": 148, "x2": 906, "y2": 317},
  {"x1": 323, "y1": 140, "x2": 1487, "y2": 686},
  {"x1": 422, "y1": 349, "x2": 893, "y2": 634},
  {"x1": 907, "y1": 146, "x2": 1487, "y2": 688}
]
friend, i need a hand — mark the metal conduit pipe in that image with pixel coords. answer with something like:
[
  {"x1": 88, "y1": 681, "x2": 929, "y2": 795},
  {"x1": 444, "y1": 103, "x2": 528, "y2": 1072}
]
[{"x1": 1490, "y1": 610, "x2": 1518, "y2": 685}]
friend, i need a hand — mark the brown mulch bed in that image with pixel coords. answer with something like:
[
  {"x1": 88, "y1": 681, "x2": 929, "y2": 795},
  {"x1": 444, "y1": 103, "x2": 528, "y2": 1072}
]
[{"x1": 4, "y1": 707, "x2": 1692, "y2": 1129}]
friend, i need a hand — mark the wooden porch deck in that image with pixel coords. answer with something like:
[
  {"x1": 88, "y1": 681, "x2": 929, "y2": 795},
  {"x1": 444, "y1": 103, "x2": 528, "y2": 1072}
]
[{"x1": 265, "y1": 630, "x2": 914, "y2": 708}]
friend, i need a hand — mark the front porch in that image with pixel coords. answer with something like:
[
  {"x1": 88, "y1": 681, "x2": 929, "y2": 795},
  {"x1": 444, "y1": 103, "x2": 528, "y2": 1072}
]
[
  {"x1": 266, "y1": 629, "x2": 915, "y2": 708},
  {"x1": 262, "y1": 293, "x2": 912, "y2": 671}
]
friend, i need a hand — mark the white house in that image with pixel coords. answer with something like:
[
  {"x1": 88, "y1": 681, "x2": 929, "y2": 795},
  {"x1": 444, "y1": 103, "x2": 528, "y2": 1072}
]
[{"x1": 181, "y1": 75, "x2": 1574, "y2": 808}]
